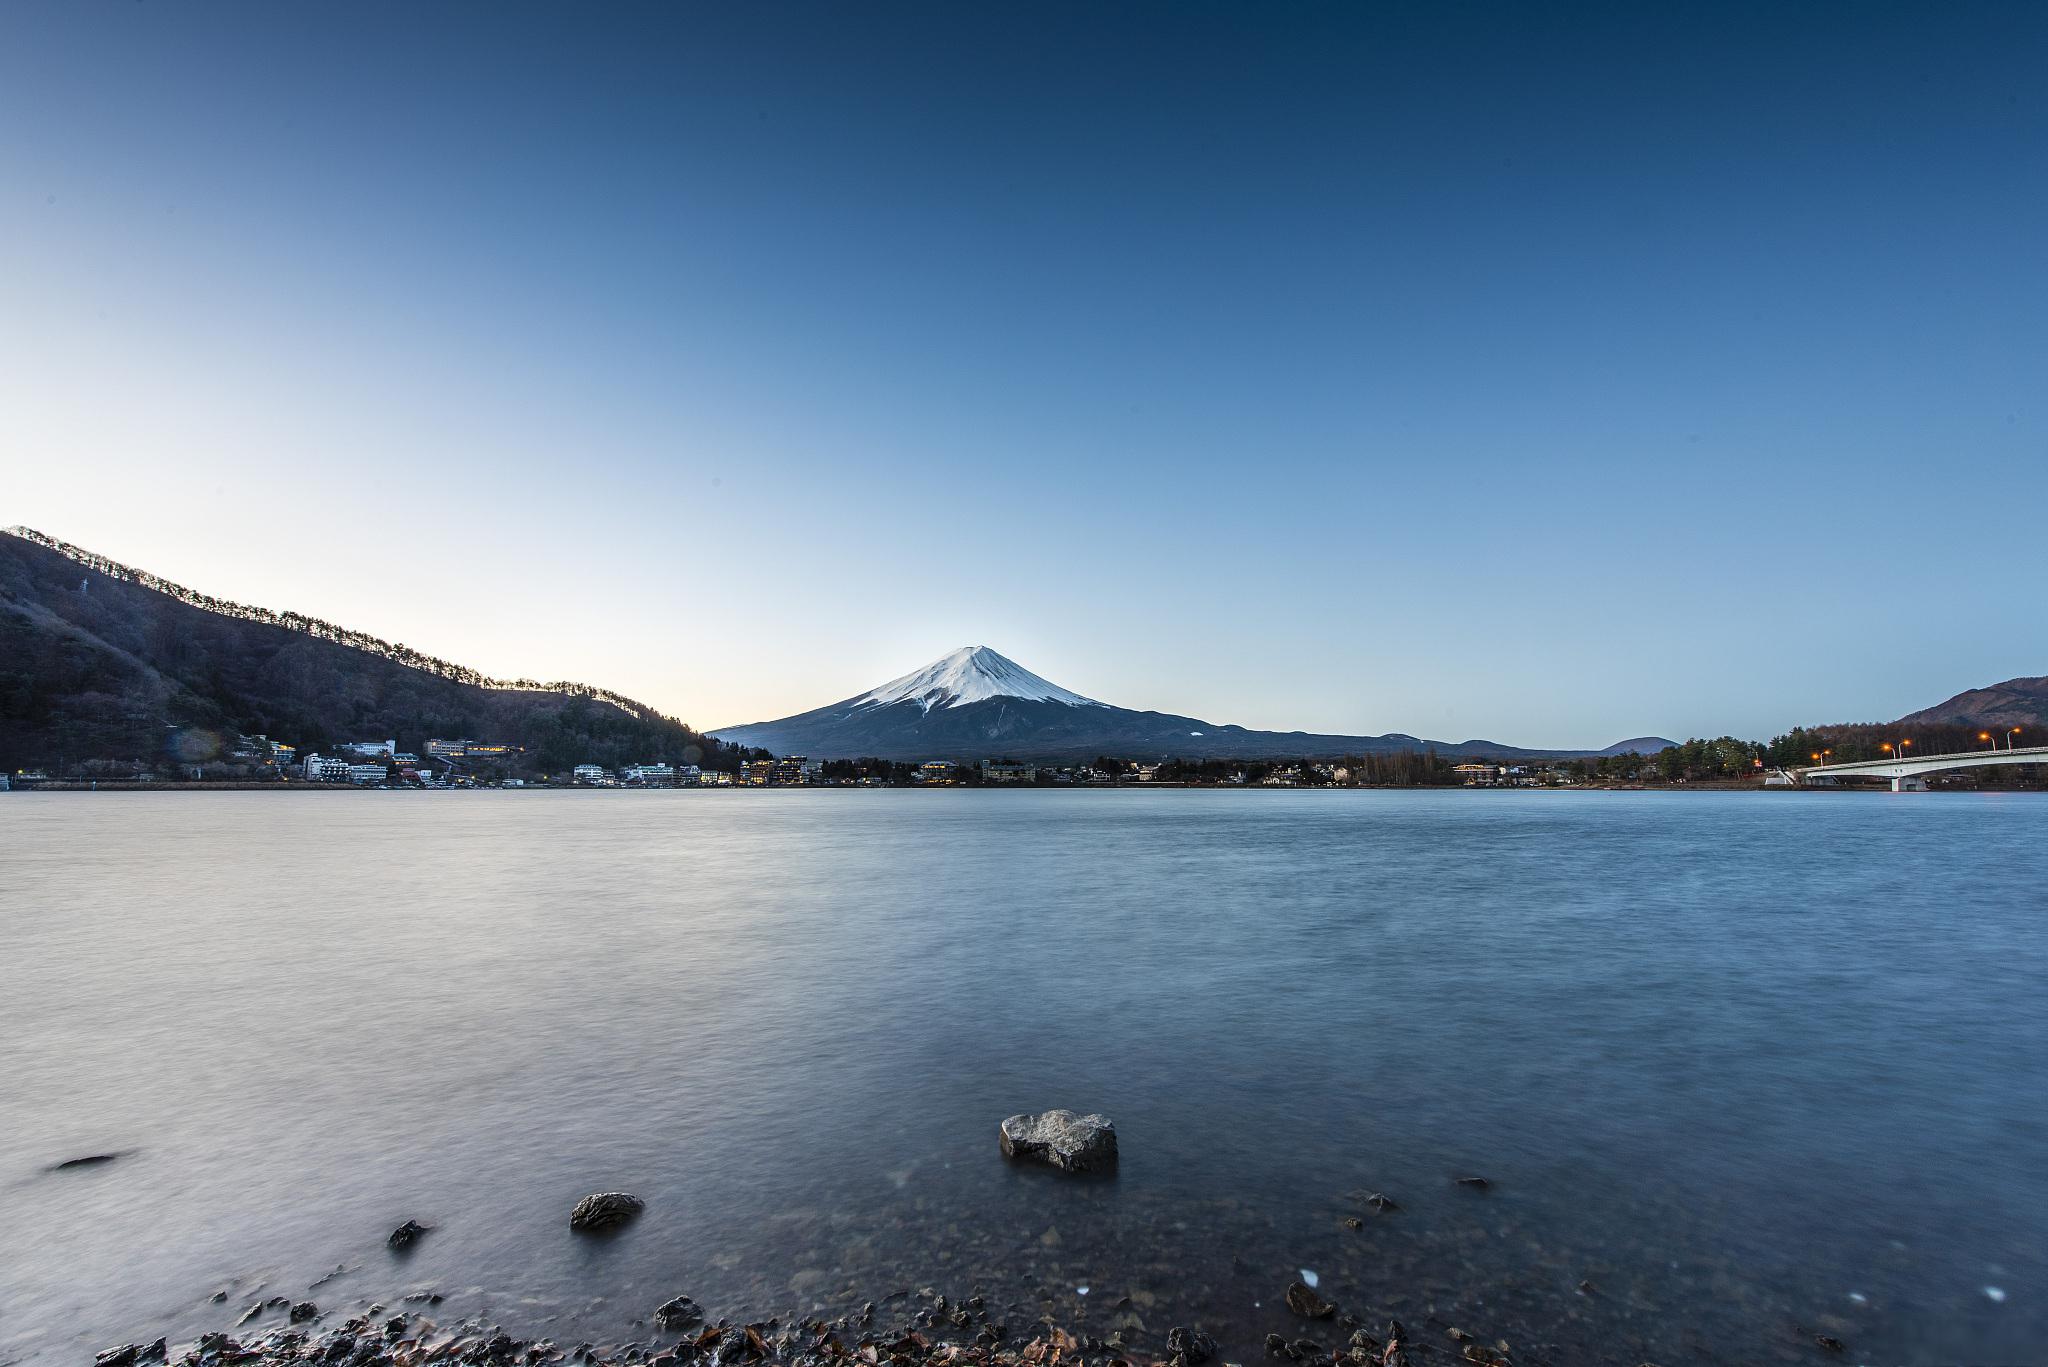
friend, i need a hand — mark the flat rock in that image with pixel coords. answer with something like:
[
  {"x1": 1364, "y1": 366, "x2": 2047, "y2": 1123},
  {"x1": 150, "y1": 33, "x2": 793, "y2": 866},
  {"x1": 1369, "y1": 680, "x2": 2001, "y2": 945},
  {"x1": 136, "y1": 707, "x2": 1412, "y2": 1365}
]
[
  {"x1": 570, "y1": 1191, "x2": 645, "y2": 1233},
  {"x1": 998, "y1": 1110, "x2": 1117, "y2": 1173},
  {"x1": 654, "y1": 1295, "x2": 703, "y2": 1330},
  {"x1": 54, "y1": 1152, "x2": 125, "y2": 1171}
]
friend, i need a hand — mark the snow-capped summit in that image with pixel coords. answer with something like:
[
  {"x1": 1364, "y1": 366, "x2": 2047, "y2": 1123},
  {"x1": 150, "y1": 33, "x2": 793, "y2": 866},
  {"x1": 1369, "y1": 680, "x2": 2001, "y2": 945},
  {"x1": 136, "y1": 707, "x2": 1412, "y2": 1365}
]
[{"x1": 851, "y1": 646, "x2": 1105, "y2": 713}]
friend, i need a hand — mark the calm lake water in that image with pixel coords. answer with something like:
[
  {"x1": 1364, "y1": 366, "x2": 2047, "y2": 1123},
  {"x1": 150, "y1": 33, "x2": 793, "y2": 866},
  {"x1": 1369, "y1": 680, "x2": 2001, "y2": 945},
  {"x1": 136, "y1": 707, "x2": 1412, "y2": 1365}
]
[{"x1": 2, "y1": 790, "x2": 2043, "y2": 1367}]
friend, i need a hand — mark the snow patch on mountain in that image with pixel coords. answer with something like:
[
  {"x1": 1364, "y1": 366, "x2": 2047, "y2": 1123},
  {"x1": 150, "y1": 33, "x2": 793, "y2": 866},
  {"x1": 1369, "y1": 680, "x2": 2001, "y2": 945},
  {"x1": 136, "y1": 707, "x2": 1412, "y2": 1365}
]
[{"x1": 851, "y1": 646, "x2": 1106, "y2": 713}]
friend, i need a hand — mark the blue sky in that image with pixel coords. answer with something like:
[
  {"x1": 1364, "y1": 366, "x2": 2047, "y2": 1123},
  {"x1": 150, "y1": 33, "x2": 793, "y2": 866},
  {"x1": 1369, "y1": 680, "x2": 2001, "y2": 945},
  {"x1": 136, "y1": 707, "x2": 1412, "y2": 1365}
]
[{"x1": 4, "y1": 2, "x2": 2044, "y2": 746}]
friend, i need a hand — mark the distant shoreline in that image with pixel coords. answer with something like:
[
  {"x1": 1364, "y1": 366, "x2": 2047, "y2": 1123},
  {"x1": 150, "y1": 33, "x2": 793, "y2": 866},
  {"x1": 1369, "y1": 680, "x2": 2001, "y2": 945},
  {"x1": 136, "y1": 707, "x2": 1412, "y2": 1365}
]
[{"x1": 7, "y1": 780, "x2": 2030, "y2": 795}]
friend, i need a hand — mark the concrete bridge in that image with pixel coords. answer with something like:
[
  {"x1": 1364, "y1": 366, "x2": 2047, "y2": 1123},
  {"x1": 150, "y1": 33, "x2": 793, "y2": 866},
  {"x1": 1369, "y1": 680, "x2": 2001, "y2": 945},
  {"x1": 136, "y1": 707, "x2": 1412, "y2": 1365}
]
[{"x1": 1792, "y1": 744, "x2": 2048, "y2": 790}]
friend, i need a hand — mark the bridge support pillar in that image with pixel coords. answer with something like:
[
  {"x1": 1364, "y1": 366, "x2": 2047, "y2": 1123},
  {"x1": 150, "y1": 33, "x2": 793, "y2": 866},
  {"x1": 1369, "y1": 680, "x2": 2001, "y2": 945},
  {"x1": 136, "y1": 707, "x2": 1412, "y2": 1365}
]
[{"x1": 1890, "y1": 776, "x2": 1928, "y2": 792}]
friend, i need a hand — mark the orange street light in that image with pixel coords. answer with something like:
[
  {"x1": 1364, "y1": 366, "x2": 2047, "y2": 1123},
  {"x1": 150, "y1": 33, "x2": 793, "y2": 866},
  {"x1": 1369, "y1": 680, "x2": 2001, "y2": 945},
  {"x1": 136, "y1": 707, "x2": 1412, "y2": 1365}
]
[
  {"x1": 2011, "y1": 727, "x2": 2024, "y2": 752},
  {"x1": 1981, "y1": 731, "x2": 1994, "y2": 749}
]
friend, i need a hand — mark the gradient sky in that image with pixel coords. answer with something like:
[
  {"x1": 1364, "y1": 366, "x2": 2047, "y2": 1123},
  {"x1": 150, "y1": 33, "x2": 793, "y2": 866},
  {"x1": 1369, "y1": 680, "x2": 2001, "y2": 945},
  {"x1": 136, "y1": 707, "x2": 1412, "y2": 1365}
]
[{"x1": 5, "y1": 2, "x2": 2044, "y2": 747}]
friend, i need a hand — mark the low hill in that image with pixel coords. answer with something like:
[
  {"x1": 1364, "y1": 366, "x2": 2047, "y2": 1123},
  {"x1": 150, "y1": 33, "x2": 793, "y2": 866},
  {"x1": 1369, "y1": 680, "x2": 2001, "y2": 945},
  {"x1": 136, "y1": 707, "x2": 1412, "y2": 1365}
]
[
  {"x1": 0, "y1": 527, "x2": 746, "y2": 777},
  {"x1": 1598, "y1": 736, "x2": 1681, "y2": 756},
  {"x1": 1897, "y1": 676, "x2": 2048, "y2": 729}
]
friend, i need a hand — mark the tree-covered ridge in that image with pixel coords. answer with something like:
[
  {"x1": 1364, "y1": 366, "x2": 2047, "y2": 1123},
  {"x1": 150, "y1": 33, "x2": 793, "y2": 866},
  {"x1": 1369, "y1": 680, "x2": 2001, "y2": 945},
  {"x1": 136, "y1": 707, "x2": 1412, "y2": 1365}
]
[
  {"x1": 0, "y1": 528, "x2": 761, "y2": 777},
  {"x1": 3, "y1": 526, "x2": 664, "y2": 721}
]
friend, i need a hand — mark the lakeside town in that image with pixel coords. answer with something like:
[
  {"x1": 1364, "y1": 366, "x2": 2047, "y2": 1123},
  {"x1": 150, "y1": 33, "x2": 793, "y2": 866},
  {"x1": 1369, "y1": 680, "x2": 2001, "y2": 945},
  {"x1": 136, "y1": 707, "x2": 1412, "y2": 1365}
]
[{"x1": 1, "y1": 730, "x2": 1658, "y2": 790}]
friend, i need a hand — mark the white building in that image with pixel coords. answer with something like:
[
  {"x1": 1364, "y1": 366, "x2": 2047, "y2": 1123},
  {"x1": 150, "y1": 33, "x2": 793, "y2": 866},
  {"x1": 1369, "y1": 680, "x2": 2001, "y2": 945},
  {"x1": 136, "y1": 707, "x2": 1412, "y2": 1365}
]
[
  {"x1": 572, "y1": 764, "x2": 608, "y2": 784},
  {"x1": 348, "y1": 764, "x2": 388, "y2": 785},
  {"x1": 344, "y1": 739, "x2": 396, "y2": 759},
  {"x1": 302, "y1": 754, "x2": 351, "y2": 782},
  {"x1": 621, "y1": 763, "x2": 677, "y2": 785}
]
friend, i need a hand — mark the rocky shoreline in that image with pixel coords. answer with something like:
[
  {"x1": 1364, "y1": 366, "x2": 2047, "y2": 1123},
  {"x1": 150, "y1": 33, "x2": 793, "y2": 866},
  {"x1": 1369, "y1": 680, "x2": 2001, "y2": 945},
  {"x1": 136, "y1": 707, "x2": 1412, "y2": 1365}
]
[
  {"x1": 86, "y1": 1140, "x2": 1532, "y2": 1367},
  {"x1": 93, "y1": 1281, "x2": 1505, "y2": 1367}
]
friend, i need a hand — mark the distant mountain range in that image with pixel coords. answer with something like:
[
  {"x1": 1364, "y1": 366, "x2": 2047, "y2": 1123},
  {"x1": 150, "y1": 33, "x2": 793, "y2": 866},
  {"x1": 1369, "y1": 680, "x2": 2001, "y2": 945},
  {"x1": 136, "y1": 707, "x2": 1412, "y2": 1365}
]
[
  {"x1": 0, "y1": 527, "x2": 740, "y2": 775},
  {"x1": 714, "y1": 646, "x2": 1678, "y2": 762},
  {"x1": 22, "y1": 523, "x2": 2035, "y2": 776}
]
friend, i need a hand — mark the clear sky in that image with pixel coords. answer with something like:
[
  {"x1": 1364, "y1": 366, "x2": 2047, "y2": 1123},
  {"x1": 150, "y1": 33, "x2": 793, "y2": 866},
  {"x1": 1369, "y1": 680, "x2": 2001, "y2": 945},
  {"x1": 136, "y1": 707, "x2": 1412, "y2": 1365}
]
[{"x1": 4, "y1": 3, "x2": 2044, "y2": 747}]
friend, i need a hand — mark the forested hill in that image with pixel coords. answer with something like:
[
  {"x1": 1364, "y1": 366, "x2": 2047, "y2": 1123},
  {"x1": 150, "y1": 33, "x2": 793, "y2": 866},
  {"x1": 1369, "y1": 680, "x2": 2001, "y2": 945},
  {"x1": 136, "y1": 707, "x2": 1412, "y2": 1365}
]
[{"x1": 0, "y1": 527, "x2": 749, "y2": 776}]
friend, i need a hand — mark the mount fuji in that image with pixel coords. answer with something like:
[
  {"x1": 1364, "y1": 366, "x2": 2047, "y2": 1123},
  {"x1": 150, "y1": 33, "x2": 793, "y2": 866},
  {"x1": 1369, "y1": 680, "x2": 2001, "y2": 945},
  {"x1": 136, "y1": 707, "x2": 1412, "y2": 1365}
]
[{"x1": 712, "y1": 646, "x2": 1671, "y2": 763}]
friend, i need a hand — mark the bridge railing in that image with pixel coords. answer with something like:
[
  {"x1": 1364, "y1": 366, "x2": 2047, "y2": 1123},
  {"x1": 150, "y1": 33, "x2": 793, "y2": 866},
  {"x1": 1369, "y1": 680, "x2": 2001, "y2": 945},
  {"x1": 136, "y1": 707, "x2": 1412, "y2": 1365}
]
[{"x1": 1804, "y1": 745, "x2": 2048, "y2": 774}]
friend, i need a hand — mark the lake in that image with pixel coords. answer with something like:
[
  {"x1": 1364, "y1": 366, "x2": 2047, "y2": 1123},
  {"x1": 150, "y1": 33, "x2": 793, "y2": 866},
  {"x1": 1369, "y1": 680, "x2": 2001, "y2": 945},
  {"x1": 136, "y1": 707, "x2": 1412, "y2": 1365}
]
[{"x1": 2, "y1": 790, "x2": 2042, "y2": 1366}]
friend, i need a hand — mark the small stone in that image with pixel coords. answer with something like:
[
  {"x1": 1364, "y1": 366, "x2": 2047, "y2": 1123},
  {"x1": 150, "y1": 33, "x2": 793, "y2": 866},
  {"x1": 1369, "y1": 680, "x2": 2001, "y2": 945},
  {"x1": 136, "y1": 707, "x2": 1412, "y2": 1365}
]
[
  {"x1": 290, "y1": 1302, "x2": 318, "y2": 1323},
  {"x1": 1365, "y1": 1193, "x2": 1398, "y2": 1212},
  {"x1": 569, "y1": 1192, "x2": 645, "y2": 1233},
  {"x1": 1342, "y1": 1217, "x2": 1362, "y2": 1230},
  {"x1": 1167, "y1": 1326, "x2": 1216, "y2": 1364},
  {"x1": 1815, "y1": 1335, "x2": 1845, "y2": 1353},
  {"x1": 655, "y1": 1297, "x2": 703, "y2": 1331},
  {"x1": 56, "y1": 1153, "x2": 124, "y2": 1170},
  {"x1": 1263, "y1": 1334, "x2": 1288, "y2": 1357},
  {"x1": 96, "y1": 1345, "x2": 140, "y2": 1367},
  {"x1": 1455, "y1": 1176, "x2": 1491, "y2": 1189},
  {"x1": 140, "y1": 1341, "x2": 167, "y2": 1362},
  {"x1": 388, "y1": 1220, "x2": 431, "y2": 1248},
  {"x1": 998, "y1": 1110, "x2": 1117, "y2": 1173},
  {"x1": 1284, "y1": 1282, "x2": 1335, "y2": 1319}
]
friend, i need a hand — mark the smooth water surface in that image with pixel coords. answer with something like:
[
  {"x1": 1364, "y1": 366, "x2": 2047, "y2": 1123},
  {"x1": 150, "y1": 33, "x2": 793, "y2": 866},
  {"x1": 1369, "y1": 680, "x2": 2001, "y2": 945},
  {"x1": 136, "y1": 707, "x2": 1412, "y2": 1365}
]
[{"x1": 2, "y1": 791, "x2": 2043, "y2": 1366}]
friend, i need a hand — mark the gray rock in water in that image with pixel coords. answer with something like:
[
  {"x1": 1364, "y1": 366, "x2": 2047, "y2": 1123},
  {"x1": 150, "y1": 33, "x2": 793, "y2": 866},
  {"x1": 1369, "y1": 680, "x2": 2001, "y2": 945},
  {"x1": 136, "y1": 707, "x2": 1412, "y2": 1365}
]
[
  {"x1": 998, "y1": 1110, "x2": 1117, "y2": 1172},
  {"x1": 387, "y1": 1220, "x2": 430, "y2": 1248},
  {"x1": 569, "y1": 1191, "x2": 645, "y2": 1232},
  {"x1": 56, "y1": 1153, "x2": 125, "y2": 1170},
  {"x1": 1167, "y1": 1326, "x2": 1216, "y2": 1364},
  {"x1": 1283, "y1": 1281, "x2": 1334, "y2": 1319},
  {"x1": 654, "y1": 1295, "x2": 703, "y2": 1330}
]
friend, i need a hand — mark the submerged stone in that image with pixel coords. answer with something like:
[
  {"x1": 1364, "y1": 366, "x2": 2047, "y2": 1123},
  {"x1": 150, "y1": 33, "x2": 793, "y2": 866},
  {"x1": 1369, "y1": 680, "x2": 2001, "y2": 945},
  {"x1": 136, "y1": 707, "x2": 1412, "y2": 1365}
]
[{"x1": 1284, "y1": 1281, "x2": 1334, "y2": 1319}]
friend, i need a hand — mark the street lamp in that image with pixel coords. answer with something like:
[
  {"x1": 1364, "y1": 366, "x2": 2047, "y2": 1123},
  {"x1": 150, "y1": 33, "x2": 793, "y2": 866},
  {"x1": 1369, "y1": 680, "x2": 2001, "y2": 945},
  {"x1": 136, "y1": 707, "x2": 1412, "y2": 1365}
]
[
  {"x1": 1981, "y1": 731, "x2": 1994, "y2": 750},
  {"x1": 2011, "y1": 727, "x2": 2023, "y2": 752}
]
